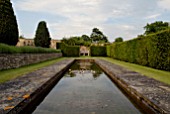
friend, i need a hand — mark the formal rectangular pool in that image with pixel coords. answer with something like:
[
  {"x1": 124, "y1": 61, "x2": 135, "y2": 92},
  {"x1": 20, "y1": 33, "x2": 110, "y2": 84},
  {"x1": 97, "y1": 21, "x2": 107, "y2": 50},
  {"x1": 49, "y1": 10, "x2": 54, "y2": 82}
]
[{"x1": 32, "y1": 60, "x2": 142, "y2": 114}]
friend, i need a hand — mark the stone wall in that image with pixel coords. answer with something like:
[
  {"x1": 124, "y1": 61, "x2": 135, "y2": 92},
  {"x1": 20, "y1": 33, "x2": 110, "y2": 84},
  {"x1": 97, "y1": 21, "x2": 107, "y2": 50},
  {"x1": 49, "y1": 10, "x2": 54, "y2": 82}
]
[
  {"x1": 16, "y1": 38, "x2": 61, "y2": 49},
  {"x1": 0, "y1": 53, "x2": 62, "y2": 70}
]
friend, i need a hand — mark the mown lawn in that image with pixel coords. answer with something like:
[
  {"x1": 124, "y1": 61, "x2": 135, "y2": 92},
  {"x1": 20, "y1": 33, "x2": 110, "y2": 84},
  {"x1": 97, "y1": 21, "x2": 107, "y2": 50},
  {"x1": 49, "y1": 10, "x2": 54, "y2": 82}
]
[
  {"x1": 100, "y1": 57, "x2": 170, "y2": 85},
  {"x1": 0, "y1": 57, "x2": 66, "y2": 84}
]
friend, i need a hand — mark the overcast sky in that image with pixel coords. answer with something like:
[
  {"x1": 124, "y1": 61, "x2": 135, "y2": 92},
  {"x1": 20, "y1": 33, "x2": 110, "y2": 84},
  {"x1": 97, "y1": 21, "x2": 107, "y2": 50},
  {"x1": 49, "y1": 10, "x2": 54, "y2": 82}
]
[{"x1": 11, "y1": 0, "x2": 170, "y2": 42}]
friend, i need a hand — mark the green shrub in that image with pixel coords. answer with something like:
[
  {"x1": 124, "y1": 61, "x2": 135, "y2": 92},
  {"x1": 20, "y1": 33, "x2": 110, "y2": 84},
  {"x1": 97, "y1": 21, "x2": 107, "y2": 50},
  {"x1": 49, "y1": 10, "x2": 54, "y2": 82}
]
[
  {"x1": 90, "y1": 46, "x2": 106, "y2": 56},
  {"x1": 0, "y1": 43, "x2": 61, "y2": 54},
  {"x1": 60, "y1": 43, "x2": 80, "y2": 57},
  {"x1": 107, "y1": 29, "x2": 170, "y2": 71}
]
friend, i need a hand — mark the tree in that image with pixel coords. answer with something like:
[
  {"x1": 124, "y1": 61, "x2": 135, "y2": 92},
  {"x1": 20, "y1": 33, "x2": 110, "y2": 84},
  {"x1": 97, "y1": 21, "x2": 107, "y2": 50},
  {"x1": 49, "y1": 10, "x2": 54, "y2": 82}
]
[
  {"x1": 82, "y1": 35, "x2": 91, "y2": 42},
  {"x1": 62, "y1": 36, "x2": 90, "y2": 46},
  {"x1": 144, "y1": 21, "x2": 169, "y2": 35},
  {"x1": 90, "y1": 28, "x2": 108, "y2": 43},
  {"x1": 19, "y1": 35, "x2": 25, "y2": 39},
  {"x1": 115, "y1": 37, "x2": 123, "y2": 42},
  {"x1": 0, "y1": 0, "x2": 19, "y2": 45},
  {"x1": 34, "y1": 21, "x2": 51, "y2": 48}
]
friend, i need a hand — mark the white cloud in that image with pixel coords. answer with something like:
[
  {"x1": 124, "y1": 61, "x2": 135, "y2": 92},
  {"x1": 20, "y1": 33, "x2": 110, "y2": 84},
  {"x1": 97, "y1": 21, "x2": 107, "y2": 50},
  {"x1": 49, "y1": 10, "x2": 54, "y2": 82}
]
[
  {"x1": 16, "y1": 0, "x2": 108, "y2": 25},
  {"x1": 15, "y1": 0, "x2": 115, "y2": 39},
  {"x1": 16, "y1": 0, "x2": 100, "y2": 16},
  {"x1": 101, "y1": 23, "x2": 144, "y2": 42},
  {"x1": 15, "y1": 0, "x2": 105, "y2": 38},
  {"x1": 13, "y1": 0, "x2": 169, "y2": 41},
  {"x1": 48, "y1": 21, "x2": 92, "y2": 39},
  {"x1": 145, "y1": 13, "x2": 161, "y2": 19},
  {"x1": 158, "y1": 0, "x2": 170, "y2": 10},
  {"x1": 111, "y1": 4, "x2": 133, "y2": 18},
  {"x1": 121, "y1": 25, "x2": 135, "y2": 30}
]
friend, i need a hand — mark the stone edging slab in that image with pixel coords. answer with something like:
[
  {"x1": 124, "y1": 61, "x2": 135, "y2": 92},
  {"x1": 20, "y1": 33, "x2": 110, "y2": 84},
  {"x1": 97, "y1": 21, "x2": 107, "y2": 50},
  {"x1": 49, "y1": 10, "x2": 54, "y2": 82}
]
[
  {"x1": 95, "y1": 59, "x2": 170, "y2": 114},
  {"x1": 0, "y1": 59, "x2": 74, "y2": 114}
]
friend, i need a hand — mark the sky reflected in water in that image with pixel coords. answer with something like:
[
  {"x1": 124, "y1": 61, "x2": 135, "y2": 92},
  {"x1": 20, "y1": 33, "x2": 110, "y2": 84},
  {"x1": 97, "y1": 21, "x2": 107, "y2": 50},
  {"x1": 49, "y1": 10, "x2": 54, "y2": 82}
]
[{"x1": 33, "y1": 61, "x2": 141, "y2": 114}]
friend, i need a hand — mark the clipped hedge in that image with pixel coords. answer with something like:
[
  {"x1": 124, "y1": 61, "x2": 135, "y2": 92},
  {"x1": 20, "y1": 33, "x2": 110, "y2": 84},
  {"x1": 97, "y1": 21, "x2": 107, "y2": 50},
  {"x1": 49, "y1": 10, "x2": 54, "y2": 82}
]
[
  {"x1": 106, "y1": 45, "x2": 111, "y2": 57},
  {"x1": 107, "y1": 29, "x2": 170, "y2": 71},
  {"x1": 60, "y1": 43, "x2": 80, "y2": 57},
  {"x1": 0, "y1": 43, "x2": 61, "y2": 54},
  {"x1": 90, "y1": 46, "x2": 106, "y2": 56}
]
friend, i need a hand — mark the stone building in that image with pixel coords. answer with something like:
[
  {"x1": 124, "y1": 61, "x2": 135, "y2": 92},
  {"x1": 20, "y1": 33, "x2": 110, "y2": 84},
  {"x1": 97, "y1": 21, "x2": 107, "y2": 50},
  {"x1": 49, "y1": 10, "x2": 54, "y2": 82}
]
[
  {"x1": 80, "y1": 46, "x2": 90, "y2": 56},
  {"x1": 16, "y1": 38, "x2": 61, "y2": 49},
  {"x1": 17, "y1": 38, "x2": 34, "y2": 47},
  {"x1": 50, "y1": 39, "x2": 61, "y2": 49}
]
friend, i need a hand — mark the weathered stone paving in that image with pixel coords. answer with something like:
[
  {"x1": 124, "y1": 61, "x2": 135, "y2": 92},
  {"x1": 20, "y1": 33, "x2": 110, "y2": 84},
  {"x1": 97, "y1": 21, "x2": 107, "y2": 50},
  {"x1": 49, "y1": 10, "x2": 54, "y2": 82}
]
[
  {"x1": 0, "y1": 58, "x2": 170, "y2": 114},
  {"x1": 0, "y1": 59, "x2": 74, "y2": 114},
  {"x1": 95, "y1": 59, "x2": 170, "y2": 114}
]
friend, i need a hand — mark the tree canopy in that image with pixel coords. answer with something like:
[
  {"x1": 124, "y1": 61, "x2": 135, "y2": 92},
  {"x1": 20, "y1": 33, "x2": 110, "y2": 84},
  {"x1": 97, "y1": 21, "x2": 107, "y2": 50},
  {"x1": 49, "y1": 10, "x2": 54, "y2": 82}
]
[
  {"x1": 115, "y1": 37, "x2": 123, "y2": 42},
  {"x1": 61, "y1": 28, "x2": 109, "y2": 46},
  {"x1": 82, "y1": 34, "x2": 91, "y2": 42},
  {"x1": 90, "y1": 28, "x2": 108, "y2": 43},
  {"x1": 144, "y1": 21, "x2": 169, "y2": 35},
  {"x1": 61, "y1": 35, "x2": 92, "y2": 47},
  {"x1": 0, "y1": 0, "x2": 19, "y2": 45},
  {"x1": 34, "y1": 21, "x2": 51, "y2": 48}
]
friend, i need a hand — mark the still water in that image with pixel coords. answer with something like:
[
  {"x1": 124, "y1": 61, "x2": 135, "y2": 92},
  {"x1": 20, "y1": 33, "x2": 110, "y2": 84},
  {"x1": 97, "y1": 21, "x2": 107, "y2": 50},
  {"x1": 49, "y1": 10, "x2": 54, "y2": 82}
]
[{"x1": 33, "y1": 61, "x2": 141, "y2": 114}]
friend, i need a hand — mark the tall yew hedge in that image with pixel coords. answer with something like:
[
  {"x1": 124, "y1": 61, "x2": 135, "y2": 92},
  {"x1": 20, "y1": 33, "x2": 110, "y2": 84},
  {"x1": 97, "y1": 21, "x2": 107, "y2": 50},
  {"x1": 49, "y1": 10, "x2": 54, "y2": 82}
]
[
  {"x1": 60, "y1": 43, "x2": 80, "y2": 57},
  {"x1": 107, "y1": 29, "x2": 170, "y2": 71},
  {"x1": 0, "y1": 0, "x2": 19, "y2": 45},
  {"x1": 90, "y1": 46, "x2": 106, "y2": 56}
]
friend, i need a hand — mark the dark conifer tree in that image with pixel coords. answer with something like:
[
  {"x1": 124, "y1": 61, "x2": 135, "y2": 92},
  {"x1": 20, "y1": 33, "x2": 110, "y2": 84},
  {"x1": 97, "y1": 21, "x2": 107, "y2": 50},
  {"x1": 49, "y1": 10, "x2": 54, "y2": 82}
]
[
  {"x1": 0, "y1": 0, "x2": 19, "y2": 45},
  {"x1": 34, "y1": 21, "x2": 51, "y2": 48},
  {"x1": 90, "y1": 28, "x2": 108, "y2": 43}
]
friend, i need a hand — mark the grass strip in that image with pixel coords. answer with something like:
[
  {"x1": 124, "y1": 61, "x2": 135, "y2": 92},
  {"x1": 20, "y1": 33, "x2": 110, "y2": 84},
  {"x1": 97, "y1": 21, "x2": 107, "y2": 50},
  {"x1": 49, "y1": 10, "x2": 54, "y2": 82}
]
[
  {"x1": 0, "y1": 57, "x2": 65, "y2": 84},
  {"x1": 100, "y1": 57, "x2": 170, "y2": 85}
]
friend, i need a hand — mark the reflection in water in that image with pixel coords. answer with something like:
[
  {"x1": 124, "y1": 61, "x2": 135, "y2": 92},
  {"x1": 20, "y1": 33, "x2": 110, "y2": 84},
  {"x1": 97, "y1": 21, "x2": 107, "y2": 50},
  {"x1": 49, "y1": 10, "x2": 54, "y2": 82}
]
[
  {"x1": 66, "y1": 61, "x2": 102, "y2": 79},
  {"x1": 33, "y1": 61, "x2": 141, "y2": 114}
]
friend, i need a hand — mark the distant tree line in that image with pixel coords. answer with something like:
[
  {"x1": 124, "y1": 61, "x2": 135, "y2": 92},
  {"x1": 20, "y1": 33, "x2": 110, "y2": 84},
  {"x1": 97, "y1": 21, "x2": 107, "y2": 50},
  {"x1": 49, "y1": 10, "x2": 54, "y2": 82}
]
[
  {"x1": 144, "y1": 21, "x2": 169, "y2": 35},
  {"x1": 61, "y1": 28, "x2": 108, "y2": 46}
]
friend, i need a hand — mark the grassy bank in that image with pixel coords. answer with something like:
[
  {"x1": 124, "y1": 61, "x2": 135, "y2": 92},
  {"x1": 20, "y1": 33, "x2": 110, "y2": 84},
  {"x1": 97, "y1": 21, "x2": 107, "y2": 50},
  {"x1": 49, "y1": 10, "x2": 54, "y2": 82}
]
[
  {"x1": 101, "y1": 57, "x2": 170, "y2": 85},
  {"x1": 0, "y1": 57, "x2": 65, "y2": 84}
]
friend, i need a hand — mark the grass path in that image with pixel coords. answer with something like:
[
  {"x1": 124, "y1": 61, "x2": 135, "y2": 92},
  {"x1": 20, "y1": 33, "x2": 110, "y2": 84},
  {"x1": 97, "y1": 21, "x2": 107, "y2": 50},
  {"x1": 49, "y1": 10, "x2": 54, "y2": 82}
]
[
  {"x1": 100, "y1": 57, "x2": 170, "y2": 85},
  {"x1": 0, "y1": 57, "x2": 66, "y2": 84}
]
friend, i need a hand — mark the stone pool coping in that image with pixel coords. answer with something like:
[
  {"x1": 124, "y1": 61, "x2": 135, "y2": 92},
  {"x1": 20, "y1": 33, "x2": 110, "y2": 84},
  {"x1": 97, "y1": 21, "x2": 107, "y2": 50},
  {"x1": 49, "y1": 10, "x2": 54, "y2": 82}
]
[
  {"x1": 95, "y1": 59, "x2": 170, "y2": 114},
  {"x1": 0, "y1": 59, "x2": 74, "y2": 114},
  {"x1": 0, "y1": 58, "x2": 169, "y2": 114}
]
